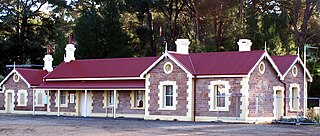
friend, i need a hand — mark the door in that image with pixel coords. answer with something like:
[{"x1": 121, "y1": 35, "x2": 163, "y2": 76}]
[
  {"x1": 7, "y1": 93, "x2": 13, "y2": 113},
  {"x1": 80, "y1": 92, "x2": 90, "y2": 117},
  {"x1": 276, "y1": 90, "x2": 283, "y2": 118}
]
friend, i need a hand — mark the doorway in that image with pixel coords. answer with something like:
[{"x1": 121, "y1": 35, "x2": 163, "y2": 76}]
[
  {"x1": 6, "y1": 93, "x2": 13, "y2": 113},
  {"x1": 80, "y1": 91, "x2": 90, "y2": 117},
  {"x1": 275, "y1": 90, "x2": 283, "y2": 118}
]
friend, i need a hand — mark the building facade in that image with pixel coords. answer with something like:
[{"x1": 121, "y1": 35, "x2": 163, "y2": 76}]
[{"x1": 0, "y1": 39, "x2": 312, "y2": 122}]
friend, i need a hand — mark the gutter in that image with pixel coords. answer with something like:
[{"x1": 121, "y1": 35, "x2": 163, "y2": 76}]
[
  {"x1": 193, "y1": 76, "x2": 197, "y2": 122},
  {"x1": 280, "y1": 79, "x2": 287, "y2": 116}
]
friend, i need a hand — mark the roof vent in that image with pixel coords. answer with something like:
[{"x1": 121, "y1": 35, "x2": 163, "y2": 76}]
[
  {"x1": 237, "y1": 39, "x2": 252, "y2": 52},
  {"x1": 175, "y1": 39, "x2": 190, "y2": 54}
]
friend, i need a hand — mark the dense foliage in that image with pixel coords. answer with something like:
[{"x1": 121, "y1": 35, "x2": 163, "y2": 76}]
[{"x1": 0, "y1": 0, "x2": 319, "y2": 95}]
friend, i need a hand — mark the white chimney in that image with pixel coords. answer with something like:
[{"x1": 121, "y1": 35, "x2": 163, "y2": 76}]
[
  {"x1": 64, "y1": 43, "x2": 76, "y2": 62},
  {"x1": 43, "y1": 54, "x2": 53, "y2": 72},
  {"x1": 237, "y1": 39, "x2": 252, "y2": 52},
  {"x1": 175, "y1": 39, "x2": 190, "y2": 54}
]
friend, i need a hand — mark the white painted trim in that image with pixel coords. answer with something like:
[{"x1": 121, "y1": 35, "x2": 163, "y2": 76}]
[
  {"x1": 5, "y1": 89, "x2": 14, "y2": 113},
  {"x1": 35, "y1": 90, "x2": 45, "y2": 107},
  {"x1": 208, "y1": 80, "x2": 231, "y2": 111},
  {"x1": 163, "y1": 62, "x2": 173, "y2": 74},
  {"x1": 186, "y1": 75, "x2": 193, "y2": 121},
  {"x1": 140, "y1": 52, "x2": 194, "y2": 78},
  {"x1": 17, "y1": 90, "x2": 28, "y2": 106},
  {"x1": 196, "y1": 75, "x2": 248, "y2": 78},
  {"x1": 281, "y1": 57, "x2": 313, "y2": 82},
  {"x1": 45, "y1": 77, "x2": 144, "y2": 81},
  {"x1": 240, "y1": 77, "x2": 249, "y2": 119},
  {"x1": 247, "y1": 51, "x2": 283, "y2": 79},
  {"x1": 144, "y1": 115, "x2": 191, "y2": 121},
  {"x1": 140, "y1": 55, "x2": 165, "y2": 78},
  {"x1": 34, "y1": 88, "x2": 145, "y2": 91},
  {"x1": 289, "y1": 84, "x2": 300, "y2": 111},
  {"x1": 292, "y1": 66, "x2": 298, "y2": 77},
  {"x1": 258, "y1": 62, "x2": 266, "y2": 74},
  {"x1": 158, "y1": 81, "x2": 178, "y2": 111},
  {"x1": 0, "y1": 69, "x2": 31, "y2": 88},
  {"x1": 273, "y1": 86, "x2": 284, "y2": 118},
  {"x1": 145, "y1": 74, "x2": 151, "y2": 116},
  {"x1": 195, "y1": 116, "x2": 247, "y2": 122}
]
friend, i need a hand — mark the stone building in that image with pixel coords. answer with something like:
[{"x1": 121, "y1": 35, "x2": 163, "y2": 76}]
[{"x1": 0, "y1": 39, "x2": 312, "y2": 122}]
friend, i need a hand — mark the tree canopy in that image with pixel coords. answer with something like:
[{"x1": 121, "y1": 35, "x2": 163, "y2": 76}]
[{"x1": 0, "y1": 0, "x2": 319, "y2": 96}]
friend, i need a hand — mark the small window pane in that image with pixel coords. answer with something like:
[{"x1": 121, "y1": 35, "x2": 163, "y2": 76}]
[
  {"x1": 38, "y1": 92, "x2": 42, "y2": 105},
  {"x1": 164, "y1": 85, "x2": 173, "y2": 107},
  {"x1": 109, "y1": 91, "x2": 114, "y2": 105},
  {"x1": 60, "y1": 92, "x2": 66, "y2": 105},
  {"x1": 20, "y1": 93, "x2": 25, "y2": 104}
]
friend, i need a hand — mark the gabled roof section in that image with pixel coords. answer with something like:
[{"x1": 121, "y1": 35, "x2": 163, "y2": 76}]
[
  {"x1": 272, "y1": 55, "x2": 313, "y2": 81},
  {"x1": 44, "y1": 57, "x2": 159, "y2": 80},
  {"x1": 271, "y1": 55, "x2": 297, "y2": 75},
  {"x1": 169, "y1": 50, "x2": 266, "y2": 76},
  {"x1": 0, "y1": 68, "x2": 48, "y2": 87}
]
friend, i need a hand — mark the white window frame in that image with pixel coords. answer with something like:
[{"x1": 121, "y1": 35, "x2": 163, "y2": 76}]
[
  {"x1": 259, "y1": 62, "x2": 265, "y2": 74},
  {"x1": 130, "y1": 90, "x2": 145, "y2": 109},
  {"x1": 209, "y1": 80, "x2": 231, "y2": 111},
  {"x1": 55, "y1": 91, "x2": 69, "y2": 107},
  {"x1": 107, "y1": 91, "x2": 114, "y2": 106},
  {"x1": 35, "y1": 90, "x2": 45, "y2": 106},
  {"x1": 17, "y1": 90, "x2": 28, "y2": 106},
  {"x1": 289, "y1": 84, "x2": 300, "y2": 111},
  {"x1": 158, "y1": 81, "x2": 178, "y2": 110},
  {"x1": 163, "y1": 62, "x2": 173, "y2": 74},
  {"x1": 292, "y1": 66, "x2": 298, "y2": 77},
  {"x1": 69, "y1": 93, "x2": 75, "y2": 103}
]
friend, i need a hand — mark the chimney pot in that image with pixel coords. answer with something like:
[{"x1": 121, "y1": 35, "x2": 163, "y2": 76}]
[
  {"x1": 237, "y1": 39, "x2": 252, "y2": 52},
  {"x1": 175, "y1": 39, "x2": 190, "y2": 54}
]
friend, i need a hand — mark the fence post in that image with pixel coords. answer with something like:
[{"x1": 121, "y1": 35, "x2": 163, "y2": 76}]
[
  {"x1": 318, "y1": 97, "x2": 320, "y2": 108},
  {"x1": 236, "y1": 96, "x2": 238, "y2": 120},
  {"x1": 275, "y1": 95, "x2": 278, "y2": 120},
  {"x1": 296, "y1": 96, "x2": 300, "y2": 125},
  {"x1": 255, "y1": 96, "x2": 259, "y2": 123},
  {"x1": 216, "y1": 95, "x2": 219, "y2": 121}
]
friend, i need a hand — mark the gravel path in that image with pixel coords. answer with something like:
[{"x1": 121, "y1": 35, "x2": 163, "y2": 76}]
[{"x1": 0, "y1": 114, "x2": 319, "y2": 136}]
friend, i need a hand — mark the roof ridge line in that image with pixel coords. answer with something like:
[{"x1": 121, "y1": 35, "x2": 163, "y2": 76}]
[{"x1": 188, "y1": 55, "x2": 196, "y2": 75}]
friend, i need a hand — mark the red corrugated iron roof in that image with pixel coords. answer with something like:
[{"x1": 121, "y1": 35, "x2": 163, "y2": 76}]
[
  {"x1": 44, "y1": 56, "x2": 159, "y2": 79},
  {"x1": 169, "y1": 50, "x2": 265, "y2": 75},
  {"x1": 271, "y1": 55, "x2": 298, "y2": 75},
  {"x1": 16, "y1": 68, "x2": 48, "y2": 86},
  {"x1": 36, "y1": 80, "x2": 144, "y2": 89}
]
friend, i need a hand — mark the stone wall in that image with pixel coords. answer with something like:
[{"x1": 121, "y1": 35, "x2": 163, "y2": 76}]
[
  {"x1": 247, "y1": 59, "x2": 283, "y2": 117},
  {"x1": 147, "y1": 58, "x2": 189, "y2": 116},
  {"x1": 195, "y1": 77, "x2": 242, "y2": 117},
  {"x1": 1, "y1": 73, "x2": 35, "y2": 111},
  {"x1": 283, "y1": 63, "x2": 304, "y2": 116},
  {"x1": 49, "y1": 90, "x2": 76, "y2": 113},
  {"x1": 116, "y1": 91, "x2": 144, "y2": 114}
]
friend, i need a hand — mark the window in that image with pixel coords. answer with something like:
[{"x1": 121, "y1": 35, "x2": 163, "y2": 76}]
[
  {"x1": 209, "y1": 81, "x2": 231, "y2": 111},
  {"x1": 37, "y1": 92, "x2": 43, "y2": 105},
  {"x1": 60, "y1": 91, "x2": 66, "y2": 105},
  {"x1": 259, "y1": 62, "x2": 265, "y2": 74},
  {"x1": 132, "y1": 91, "x2": 144, "y2": 108},
  {"x1": 164, "y1": 85, "x2": 173, "y2": 107},
  {"x1": 292, "y1": 66, "x2": 298, "y2": 77},
  {"x1": 158, "y1": 81, "x2": 177, "y2": 110},
  {"x1": 213, "y1": 85, "x2": 226, "y2": 109},
  {"x1": 13, "y1": 73, "x2": 19, "y2": 82},
  {"x1": 108, "y1": 91, "x2": 114, "y2": 106},
  {"x1": 292, "y1": 87, "x2": 298, "y2": 110},
  {"x1": 289, "y1": 84, "x2": 300, "y2": 111},
  {"x1": 163, "y1": 62, "x2": 173, "y2": 74},
  {"x1": 70, "y1": 93, "x2": 75, "y2": 103},
  {"x1": 17, "y1": 90, "x2": 27, "y2": 106}
]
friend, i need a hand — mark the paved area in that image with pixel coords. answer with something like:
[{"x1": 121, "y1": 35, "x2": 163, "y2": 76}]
[{"x1": 0, "y1": 114, "x2": 319, "y2": 136}]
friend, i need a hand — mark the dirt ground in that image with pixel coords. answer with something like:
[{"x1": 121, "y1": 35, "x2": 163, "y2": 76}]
[{"x1": 0, "y1": 114, "x2": 319, "y2": 136}]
